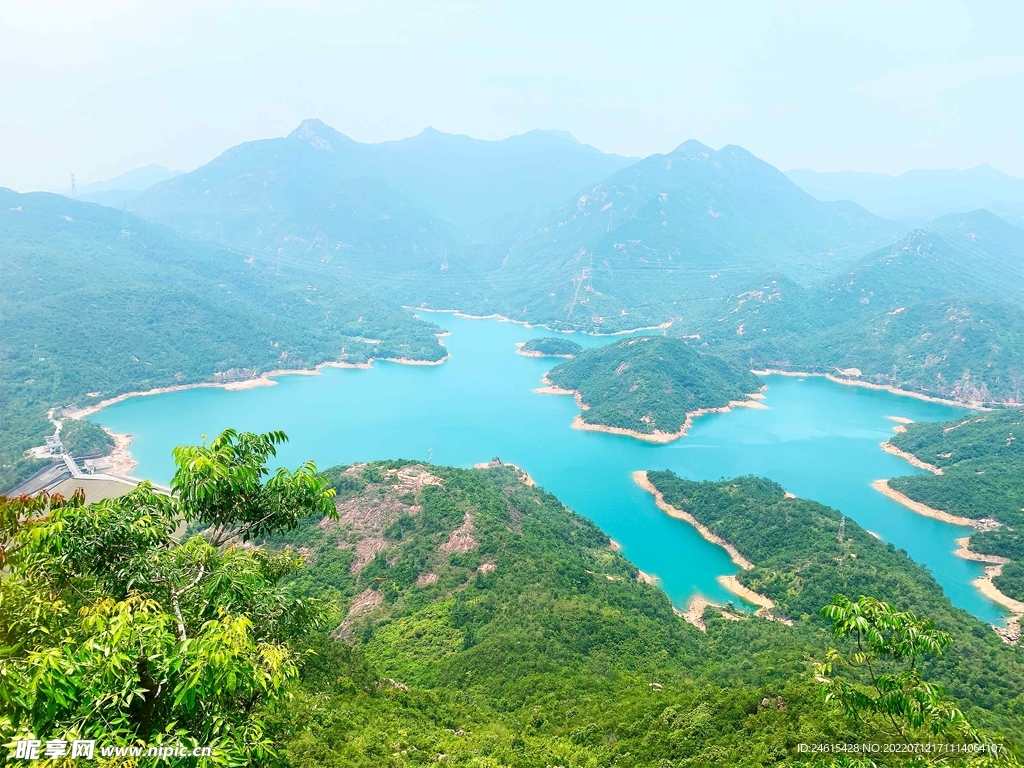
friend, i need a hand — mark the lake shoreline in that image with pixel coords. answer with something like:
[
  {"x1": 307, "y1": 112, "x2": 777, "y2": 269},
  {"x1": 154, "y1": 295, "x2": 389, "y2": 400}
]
[
  {"x1": 952, "y1": 537, "x2": 1022, "y2": 639},
  {"x1": 870, "y1": 479, "x2": 996, "y2": 530},
  {"x1": 880, "y1": 441, "x2": 943, "y2": 474},
  {"x1": 410, "y1": 306, "x2": 672, "y2": 336},
  {"x1": 62, "y1": 351, "x2": 450, "y2": 478},
  {"x1": 64, "y1": 354, "x2": 452, "y2": 421},
  {"x1": 751, "y1": 369, "x2": 990, "y2": 409},
  {"x1": 634, "y1": 471, "x2": 755, "y2": 571}
]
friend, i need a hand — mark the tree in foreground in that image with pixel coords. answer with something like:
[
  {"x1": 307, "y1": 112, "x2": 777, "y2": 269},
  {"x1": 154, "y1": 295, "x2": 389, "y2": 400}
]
[
  {"x1": 0, "y1": 429, "x2": 335, "y2": 765},
  {"x1": 816, "y1": 595, "x2": 986, "y2": 752}
]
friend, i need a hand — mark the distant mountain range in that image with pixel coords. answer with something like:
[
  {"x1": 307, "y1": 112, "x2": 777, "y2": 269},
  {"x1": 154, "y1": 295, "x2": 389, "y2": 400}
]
[
  {"x1": 76, "y1": 163, "x2": 182, "y2": 208},
  {"x1": 127, "y1": 122, "x2": 904, "y2": 328},
  {"x1": 786, "y1": 165, "x2": 1024, "y2": 226},
  {"x1": 128, "y1": 120, "x2": 632, "y2": 272}
]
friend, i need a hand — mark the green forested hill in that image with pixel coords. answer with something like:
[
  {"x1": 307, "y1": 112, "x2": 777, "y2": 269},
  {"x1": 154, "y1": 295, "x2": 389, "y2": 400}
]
[
  {"x1": 545, "y1": 336, "x2": 763, "y2": 436},
  {"x1": 256, "y1": 462, "x2": 1024, "y2": 764},
  {"x1": 829, "y1": 210, "x2": 1024, "y2": 305},
  {"x1": 887, "y1": 410, "x2": 1024, "y2": 601},
  {"x1": 700, "y1": 212, "x2": 1024, "y2": 405},
  {"x1": 0, "y1": 189, "x2": 447, "y2": 491}
]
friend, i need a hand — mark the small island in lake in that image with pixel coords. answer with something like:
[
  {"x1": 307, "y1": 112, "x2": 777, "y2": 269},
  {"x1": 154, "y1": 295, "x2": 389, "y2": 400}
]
[
  {"x1": 518, "y1": 337, "x2": 583, "y2": 358},
  {"x1": 542, "y1": 336, "x2": 765, "y2": 441}
]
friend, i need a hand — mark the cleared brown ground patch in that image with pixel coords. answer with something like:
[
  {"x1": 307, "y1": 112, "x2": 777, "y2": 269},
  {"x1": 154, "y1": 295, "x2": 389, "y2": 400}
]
[
  {"x1": 351, "y1": 537, "x2": 388, "y2": 574},
  {"x1": 334, "y1": 587, "x2": 384, "y2": 640},
  {"x1": 440, "y1": 512, "x2": 478, "y2": 553}
]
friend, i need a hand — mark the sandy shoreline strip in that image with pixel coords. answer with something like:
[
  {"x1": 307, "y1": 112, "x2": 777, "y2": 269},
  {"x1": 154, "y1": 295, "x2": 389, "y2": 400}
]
[
  {"x1": 571, "y1": 398, "x2": 769, "y2": 443},
  {"x1": 870, "y1": 479, "x2": 992, "y2": 529},
  {"x1": 64, "y1": 354, "x2": 452, "y2": 421},
  {"x1": 103, "y1": 429, "x2": 138, "y2": 477},
  {"x1": 975, "y1": 564, "x2": 1024, "y2": 615},
  {"x1": 717, "y1": 575, "x2": 773, "y2": 610},
  {"x1": 636, "y1": 570, "x2": 659, "y2": 585},
  {"x1": 880, "y1": 442, "x2": 943, "y2": 474},
  {"x1": 634, "y1": 471, "x2": 754, "y2": 570},
  {"x1": 953, "y1": 537, "x2": 1009, "y2": 564},
  {"x1": 516, "y1": 348, "x2": 575, "y2": 359},
  {"x1": 952, "y1": 537, "x2": 1022, "y2": 639},
  {"x1": 682, "y1": 595, "x2": 717, "y2": 631},
  {"x1": 750, "y1": 369, "x2": 994, "y2": 409},
  {"x1": 61, "y1": 350, "x2": 450, "y2": 476}
]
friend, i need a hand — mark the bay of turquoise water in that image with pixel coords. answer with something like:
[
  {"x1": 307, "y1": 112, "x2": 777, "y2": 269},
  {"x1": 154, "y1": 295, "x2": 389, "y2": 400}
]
[{"x1": 94, "y1": 314, "x2": 1006, "y2": 624}]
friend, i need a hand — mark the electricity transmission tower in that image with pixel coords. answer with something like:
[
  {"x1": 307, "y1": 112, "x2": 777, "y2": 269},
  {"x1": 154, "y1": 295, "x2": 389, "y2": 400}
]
[{"x1": 70, "y1": 175, "x2": 76, "y2": 197}]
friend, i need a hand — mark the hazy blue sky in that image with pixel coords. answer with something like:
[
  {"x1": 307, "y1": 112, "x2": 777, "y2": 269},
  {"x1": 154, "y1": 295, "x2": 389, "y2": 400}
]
[{"x1": 2, "y1": 1, "x2": 1022, "y2": 191}]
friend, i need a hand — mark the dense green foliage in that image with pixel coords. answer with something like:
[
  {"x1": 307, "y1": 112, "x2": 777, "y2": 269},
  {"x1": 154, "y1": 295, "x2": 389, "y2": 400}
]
[
  {"x1": 644, "y1": 470, "x2": 1024, "y2": 735},
  {"x1": 3, "y1": 432, "x2": 1021, "y2": 764},
  {"x1": 703, "y1": 212, "x2": 1024, "y2": 405},
  {"x1": 818, "y1": 595, "x2": 978, "y2": 744},
  {"x1": 0, "y1": 430, "x2": 336, "y2": 764},
  {"x1": 519, "y1": 336, "x2": 582, "y2": 357},
  {"x1": 547, "y1": 336, "x2": 763, "y2": 434},
  {"x1": 0, "y1": 188, "x2": 448, "y2": 491}
]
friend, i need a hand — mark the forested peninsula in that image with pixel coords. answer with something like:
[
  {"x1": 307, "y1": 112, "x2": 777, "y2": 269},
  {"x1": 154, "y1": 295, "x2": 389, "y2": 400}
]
[
  {"x1": 543, "y1": 336, "x2": 764, "y2": 441},
  {"x1": 640, "y1": 471, "x2": 1024, "y2": 732},
  {"x1": 883, "y1": 409, "x2": 1024, "y2": 618}
]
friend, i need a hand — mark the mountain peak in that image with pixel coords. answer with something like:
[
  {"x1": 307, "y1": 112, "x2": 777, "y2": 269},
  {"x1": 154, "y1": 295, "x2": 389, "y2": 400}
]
[
  {"x1": 287, "y1": 119, "x2": 353, "y2": 151},
  {"x1": 669, "y1": 139, "x2": 714, "y2": 159}
]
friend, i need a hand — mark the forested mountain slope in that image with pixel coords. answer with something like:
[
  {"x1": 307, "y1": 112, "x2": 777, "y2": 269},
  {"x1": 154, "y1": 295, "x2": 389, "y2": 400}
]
[
  {"x1": 487, "y1": 140, "x2": 902, "y2": 330},
  {"x1": 0, "y1": 189, "x2": 446, "y2": 491},
  {"x1": 700, "y1": 212, "x2": 1024, "y2": 404},
  {"x1": 257, "y1": 461, "x2": 1024, "y2": 764}
]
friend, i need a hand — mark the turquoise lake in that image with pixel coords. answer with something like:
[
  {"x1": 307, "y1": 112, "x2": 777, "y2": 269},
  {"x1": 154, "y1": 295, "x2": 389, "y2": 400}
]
[{"x1": 94, "y1": 313, "x2": 1007, "y2": 625}]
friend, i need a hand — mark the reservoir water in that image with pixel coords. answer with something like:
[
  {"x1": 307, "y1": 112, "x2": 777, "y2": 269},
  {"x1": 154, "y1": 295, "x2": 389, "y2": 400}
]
[{"x1": 93, "y1": 314, "x2": 1006, "y2": 624}]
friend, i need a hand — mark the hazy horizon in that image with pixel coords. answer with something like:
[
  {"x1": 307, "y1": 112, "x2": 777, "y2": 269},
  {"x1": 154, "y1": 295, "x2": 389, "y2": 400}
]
[{"x1": 2, "y1": 1, "x2": 1023, "y2": 191}]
